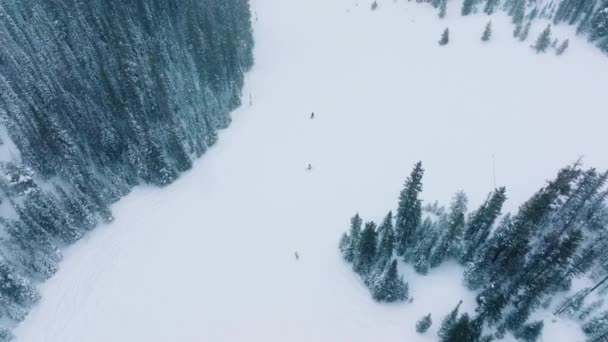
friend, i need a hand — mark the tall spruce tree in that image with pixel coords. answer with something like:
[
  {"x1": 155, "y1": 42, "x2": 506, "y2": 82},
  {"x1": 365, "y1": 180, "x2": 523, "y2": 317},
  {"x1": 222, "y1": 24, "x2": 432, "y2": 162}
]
[
  {"x1": 533, "y1": 25, "x2": 553, "y2": 53},
  {"x1": 439, "y1": 28, "x2": 450, "y2": 45},
  {"x1": 416, "y1": 313, "x2": 433, "y2": 333},
  {"x1": 376, "y1": 212, "x2": 396, "y2": 263},
  {"x1": 462, "y1": 0, "x2": 476, "y2": 16},
  {"x1": 342, "y1": 213, "x2": 363, "y2": 262},
  {"x1": 441, "y1": 313, "x2": 483, "y2": 342},
  {"x1": 354, "y1": 222, "x2": 378, "y2": 276},
  {"x1": 482, "y1": 21, "x2": 493, "y2": 41},
  {"x1": 430, "y1": 192, "x2": 467, "y2": 267},
  {"x1": 556, "y1": 39, "x2": 570, "y2": 55},
  {"x1": 461, "y1": 187, "x2": 507, "y2": 264},
  {"x1": 484, "y1": 0, "x2": 499, "y2": 14},
  {"x1": 438, "y1": 301, "x2": 463, "y2": 340},
  {"x1": 439, "y1": 0, "x2": 448, "y2": 18},
  {"x1": 371, "y1": 259, "x2": 409, "y2": 302},
  {"x1": 395, "y1": 162, "x2": 424, "y2": 257},
  {"x1": 519, "y1": 21, "x2": 532, "y2": 41},
  {"x1": 511, "y1": 0, "x2": 526, "y2": 25},
  {"x1": 515, "y1": 320, "x2": 544, "y2": 342}
]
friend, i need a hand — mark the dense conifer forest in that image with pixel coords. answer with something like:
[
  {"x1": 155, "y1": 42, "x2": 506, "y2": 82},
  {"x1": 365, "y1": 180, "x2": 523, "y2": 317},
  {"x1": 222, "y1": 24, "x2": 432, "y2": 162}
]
[{"x1": 0, "y1": 0, "x2": 253, "y2": 336}]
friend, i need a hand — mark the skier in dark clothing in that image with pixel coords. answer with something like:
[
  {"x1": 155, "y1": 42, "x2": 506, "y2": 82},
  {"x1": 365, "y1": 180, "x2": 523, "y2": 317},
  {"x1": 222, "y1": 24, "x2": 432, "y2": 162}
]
[
  {"x1": 310, "y1": 112, "x2": 315, "y2": 119},
  {"x1": 295, "y1": 251, "x2": 299, "y2": 260}
]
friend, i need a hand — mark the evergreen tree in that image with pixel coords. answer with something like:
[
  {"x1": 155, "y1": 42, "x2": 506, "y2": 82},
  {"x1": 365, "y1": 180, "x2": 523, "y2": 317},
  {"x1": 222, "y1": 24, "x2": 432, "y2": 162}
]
[
  {"x1": 439, "y1": 28, "x2": 450, "y2": 45},
  {"x1": 590, "y1": 3, "x2": 608, "y2": 51},
  {"x1": 519, "y1": 21, "x2": 532, "y2": 41},
  {"x1": 580, "y1": 299, "x2": 605, "y2": 321},
  {"x1": 395, "y1": 162, "x2": 424, "y2": 257},
  {"x1": 462, "y1": 0, "x2": 476, "y2": 16},
  {"x1": 354, "y1": 222, "x2": 378, "y2": 276},
  {"x1": 511, "y1": 0, "x2": 526, "y2": 25},
  {"x1": 556, "y1": 39, "x2": 570, "y2": 55},
  {"x1": 438, "y1": 301, "x2": 463, "y2": 340},
  {"x1": 376, "y1": 212, "x2": 396, "y2": 263},
  {"x1": 515, "y1": 320, "x2": 544, "y2": 342},
  {"x1": 371, "y1": 1, "x2": 378, "y2": 10},
  {"x1": 441, "y1": 313, "x2": 482, "y2": 342},
  {"x1": 439, "y1": 0, "x2": 448, "y2": 18},
  {"x1": 583, "y1": 311, "x2": 608, "y2": 340},
  {"x1": 0, "y1": 329, "x2": 12, "y2": 342},
  {"x1": 429, "y1": 216, "x2": 451, "y2": 268},
  {"x1": 447, "y1": 191, "x2": 468, "y2": 259},
  {"x1": 413, "y1": 219, "x2": 438, "y2": 274},
  {"x1": 481, "y1": 21, "x2": 493, "y2": 42},
  {"x1": 430, "y1": 192, "x2": 467, "y2": 267},
  {"x1": 475, "y1": 286, "x2": 508, "y2": 325},
  {"x1": 342, "y1": 214, "x2": 363, "y2": 262},
  {"x1": 416, "y1": 313, "x2": 433, "y2": 333},
  {"x1": 514, "y1": 23, "x2": 523, "y2": 38},
  {"x1": 371, "y1": 259, "x2": 409, "y2": 302},
  {"x1": 533, "y1": 25, "x2": 553, "y2": 53},
  {"x1": 461, "y1": 187, "x2": 507, "y2": 264},
  {"x1": 484, "y1": 0, "x2": 499, "y2": 14}
]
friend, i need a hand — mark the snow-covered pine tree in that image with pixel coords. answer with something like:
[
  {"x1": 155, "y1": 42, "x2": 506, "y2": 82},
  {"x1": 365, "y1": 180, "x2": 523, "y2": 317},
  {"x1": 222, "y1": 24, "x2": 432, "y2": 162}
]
[
  {"x1": 482, "y1": 21, "x2": 493, "y2": 41},
  {"x1": 438, "y1": 300, "x2": 463, "y2": 340},
  {"x1": 429, "y1": 192, "x2": 467, "y2": 267},
  {"x1": 439, "y1": 28, "x2": 450, "y2": 45},
  {"x1": 510, "y1": 0, "x2": 526, "y2": 25},
  {"x1": 439, "y1": 0, "x2": 448, "y2": 18},
  {"x1": 475, "y1": 286, "x2": 509, "y2": 325},
  {"x1": 395, "y1": 162, "x2": 424, "y2": 257},
  {"x1": 556, "y1": 39, "x2": 570, "y2": 55},
  {"x1": 447, "y1": 191, "x2": 468, "y2": 260},
  {"x1": 342, "y1": 213, "x2": 363, "y2": 262},
  {"x1": 583, "y1": 311, "x2": 608, "y2": 341},
  {"x1": 484, "y1": 0, "x2": 499, "y2": 14},
  {"x1": 416, "y1": 313, "x2": 433, "y2": 333},
  {"x1": 519, "y1": 21, "x2": 532, "y2": 41},
  {"x1": 533, "y1": 25, "x2": 553, "y2": 53},
  {"x1": 461, "y1": 187, "x2": 506, "y2": 264},
  {"x1": 441, "y1": 313, "x2": 482, "y2": 342},
  {"x1": 514, "y1": 320, "x2": 544, "y2": 342},
  {"x1": 413, "y1": 218, "x2": 438, "y2": 274},
  {"x1": 371, "y1": 259, "x2": 409, "y2": 302},
  {"x1": 462, "y1": 0, "x2": 476, "y2": 16},
  {"x1": 353, "y1": 222, "x2": 378, "y2": 276},
  {"x1": 376, "y1": 212, "x2": 395, "y2": 264},
  {"x1": 580, "y1": 300, "x2": 605, "y2": 320},
  {"x1": 0, "y1": 329, "x2": 12, "y2": 342}
]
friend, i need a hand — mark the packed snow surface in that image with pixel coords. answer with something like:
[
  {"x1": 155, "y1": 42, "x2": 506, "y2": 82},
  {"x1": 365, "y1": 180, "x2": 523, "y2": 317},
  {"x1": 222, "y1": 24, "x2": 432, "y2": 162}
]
[{"x1": 14, "y1": 0, "x2": 608, "y2": 341}]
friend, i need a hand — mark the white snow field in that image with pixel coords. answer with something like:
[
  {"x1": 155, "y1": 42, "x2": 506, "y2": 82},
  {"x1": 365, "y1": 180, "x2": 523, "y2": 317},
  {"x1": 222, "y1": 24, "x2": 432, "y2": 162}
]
[{"x1": 14, "y1": 0, "x2": 608, "y2": 341}]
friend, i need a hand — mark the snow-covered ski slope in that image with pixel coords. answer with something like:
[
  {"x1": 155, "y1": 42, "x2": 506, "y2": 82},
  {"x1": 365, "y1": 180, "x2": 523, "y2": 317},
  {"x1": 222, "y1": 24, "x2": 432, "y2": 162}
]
[{"x1": 14, "y1": 0, "x2": 608, "y2": 341}]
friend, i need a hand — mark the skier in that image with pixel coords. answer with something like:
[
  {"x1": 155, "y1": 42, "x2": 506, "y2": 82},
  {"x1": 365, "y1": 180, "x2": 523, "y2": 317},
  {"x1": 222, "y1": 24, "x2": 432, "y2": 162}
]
[
  {"x1": 295, "y1": 251, "x2": 299, "y2": 260},
  {"x1": 306, "y1": 163, "x2": 312, "y2": 171},
  {"x1": 310, "y1": 112, "x2": 315, "y2": 119}
]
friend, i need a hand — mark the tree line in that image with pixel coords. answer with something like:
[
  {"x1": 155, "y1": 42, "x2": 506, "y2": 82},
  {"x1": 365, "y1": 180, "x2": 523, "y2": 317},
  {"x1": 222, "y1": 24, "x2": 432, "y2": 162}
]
[{"x1": 340, "y1": 161, "x2": 608, "y2": 341}]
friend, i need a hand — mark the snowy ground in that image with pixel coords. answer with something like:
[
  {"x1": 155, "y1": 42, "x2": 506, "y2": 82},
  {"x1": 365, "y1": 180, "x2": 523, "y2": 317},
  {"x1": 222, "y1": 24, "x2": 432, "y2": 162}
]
[{"x1": 14, "y1": 0, "x2": 608, "y2": 341}]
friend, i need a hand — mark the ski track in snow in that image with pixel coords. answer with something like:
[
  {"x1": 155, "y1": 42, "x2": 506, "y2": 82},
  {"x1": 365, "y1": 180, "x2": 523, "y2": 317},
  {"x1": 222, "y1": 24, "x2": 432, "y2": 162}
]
[{"x1": 14, "y1": 0, "x2": 608, "y2": 341}]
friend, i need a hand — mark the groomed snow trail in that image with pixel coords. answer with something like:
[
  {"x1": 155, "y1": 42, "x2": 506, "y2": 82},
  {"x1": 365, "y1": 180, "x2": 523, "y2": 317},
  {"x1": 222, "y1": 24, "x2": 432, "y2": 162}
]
[{"x1": 15, "y1": 0, "x2": 608, "y2": 341}]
